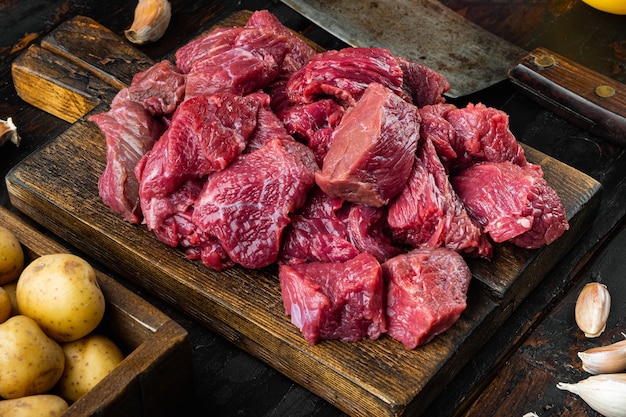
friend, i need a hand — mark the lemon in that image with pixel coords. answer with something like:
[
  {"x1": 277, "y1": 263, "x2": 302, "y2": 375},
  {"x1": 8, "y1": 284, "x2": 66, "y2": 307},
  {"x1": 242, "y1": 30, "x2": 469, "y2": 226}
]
[{"x1": 581, "y1": 0, "x2": 626, "y2": 14}]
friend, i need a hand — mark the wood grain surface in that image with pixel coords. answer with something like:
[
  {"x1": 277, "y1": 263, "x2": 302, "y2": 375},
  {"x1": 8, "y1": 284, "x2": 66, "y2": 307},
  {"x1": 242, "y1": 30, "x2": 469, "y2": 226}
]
[{"x1": 5, "y1": 12, "x2": 603, "y2": 417}]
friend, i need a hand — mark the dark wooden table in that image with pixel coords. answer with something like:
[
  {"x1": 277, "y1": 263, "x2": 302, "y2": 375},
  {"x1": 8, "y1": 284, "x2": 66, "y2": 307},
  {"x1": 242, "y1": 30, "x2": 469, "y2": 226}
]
[{"x1": 1, "y1": 1, "x2": 625, "y2": 415}]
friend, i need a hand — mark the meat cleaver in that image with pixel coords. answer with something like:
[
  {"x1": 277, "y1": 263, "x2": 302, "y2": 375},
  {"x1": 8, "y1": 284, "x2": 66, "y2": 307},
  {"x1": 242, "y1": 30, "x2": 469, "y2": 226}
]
[{"x1": 280, "y1": 0, "x2": 626, "y2": 145}]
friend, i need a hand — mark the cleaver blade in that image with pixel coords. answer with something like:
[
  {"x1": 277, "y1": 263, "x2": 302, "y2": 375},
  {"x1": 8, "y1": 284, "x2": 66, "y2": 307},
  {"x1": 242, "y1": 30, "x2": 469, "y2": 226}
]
[{"x1": 280, "y1": 0, "x2": 626, "y2": 144}]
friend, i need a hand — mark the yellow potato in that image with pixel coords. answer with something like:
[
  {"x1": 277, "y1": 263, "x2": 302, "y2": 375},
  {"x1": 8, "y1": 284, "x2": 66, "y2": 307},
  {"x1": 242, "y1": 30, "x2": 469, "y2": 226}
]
[
  {"x1": 2, "y1": 282, "x2": 19, "y2": 316},
  {"x1": 581, "y1": 0, "x2": 626, "y2": 14},
  {"x1": 56, "y1": 334, "x2": 124, "y2": 403},
  {"x1": 0, "y1": 315, "x2": 65, "y2": 399},
  {"x1": 0, "y1": 226, "x2": 24, "y2": 286},
  {"x1": 16, "y1": 253, "x2": 105, "y2": 342},
  {"x1": 0, "y1": 394, "x2": 69, "y2": 417},
  {"x1": 0, "y1": 287, "x2": 10, "y2": 324}
]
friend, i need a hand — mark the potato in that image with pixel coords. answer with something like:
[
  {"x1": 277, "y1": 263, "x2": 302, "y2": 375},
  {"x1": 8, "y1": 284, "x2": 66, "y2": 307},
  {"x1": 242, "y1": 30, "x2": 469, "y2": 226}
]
[
  {"x1": 0, "y1": 394, "x2": 69, "y2": 417},
  {"x1": 56, "y1": 334, "x2": 124, "y2": 403},
  {"x1": 16, "y1": 253, "x2": 105, "y2": 342},
  {"x1": 0, "y1": 315, "x2": 65, "y2": 399},
  {"x1": 0, "y1": 287, "x2": 10, "y2": 324},
  {"x1": 0, "y1": 225, "x2": 24, "y2": 285},
  {"x1": 2, "y1": 282, "x2": 19, "y2": 316}
]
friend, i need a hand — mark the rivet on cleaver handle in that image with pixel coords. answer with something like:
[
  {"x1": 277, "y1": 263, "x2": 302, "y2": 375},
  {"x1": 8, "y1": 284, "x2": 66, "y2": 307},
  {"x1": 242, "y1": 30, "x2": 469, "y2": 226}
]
[{"x1": 508, "y1": 47, "x2": 626, "y2": 145}]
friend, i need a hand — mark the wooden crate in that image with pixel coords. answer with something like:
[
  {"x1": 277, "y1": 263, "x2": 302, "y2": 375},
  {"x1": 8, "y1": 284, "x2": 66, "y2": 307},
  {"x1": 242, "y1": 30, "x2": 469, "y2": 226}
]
[{"x1": 0, "y1": 206, "x2": 193, "y2": 416}]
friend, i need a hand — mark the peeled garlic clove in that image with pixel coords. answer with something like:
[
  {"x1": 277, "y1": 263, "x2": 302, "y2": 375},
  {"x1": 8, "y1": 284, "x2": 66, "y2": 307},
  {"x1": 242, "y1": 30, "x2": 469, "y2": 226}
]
[
  {"x1": 125, "y1": 0, "x2": 171, "y2": 45},
  {"x1": 0, "y1": 117, "x2": 21, "y2": 147},
  {"x1": 579, "y1": 339, "x2": 626, "y2": 374},
  {"x1": 575, "y1": 282, "x2": 610, "y2": 338},
  {"x1": 557, "y1": 374, "x2": 626, "y2": 417}
]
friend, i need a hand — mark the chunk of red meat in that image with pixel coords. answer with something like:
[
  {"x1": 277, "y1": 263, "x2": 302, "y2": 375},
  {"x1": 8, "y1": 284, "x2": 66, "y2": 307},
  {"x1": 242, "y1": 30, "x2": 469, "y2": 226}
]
[
  {"x1": 90, "y1": 101, "x2": 165, "y2": 224},
  {"x1": 192, "y1": 139, "x2": 318, "y2": 269},
  {"x1": 244, "y1": 91, "x2": 294, "y2": 153},
  {"x1": 278, "y1": 99, "x2": 345, "y2": 163},
  {"x1": 279, "y1": 253, "x2": 386, "y2": 344},
  {"x1": 111, "y1": 60, "x2": 186, "y2": 117},
  {"x1": 245, "y1": 10, "x2": 316, "y2": 76},
  {"x1": 315, "y1": 83, "x2": 420, "y2": 207},
  {"x1": 184, "y1": 28, "x2": 290, "y2": 99},
  {"x1": 396, "y1": 57, "x2": 450, "y2": 107},
  {"x1": 446, "y1": 103, "x2": 527, "y2": 171},
  {"x1": 387, "y1": 137, "x2": 491, "y2": 258},
  {"x1": 175, "y1": 27, "x2": 248, "y2": 74},
  {"x1": 451, "y1": 161, "x2": 569, "y2": 248},
  {"x1": 419, "y1": 103, "x2": 458, "y2": 165},
  {"x1": 383, "y1": 247, "x2": 471, "y2": 349},
  {"x1": 286, "y1": 47, "x2": 406, "y2": 106},
  {"x1": 280, "y1": 187, "x2": 359, "y2": 265},
  {"x1": 342, "y1": 203, "x2": 403, "y2": 262},
  {"x1": 136, "y1": 93, "x2": 261, "y2": 211}
]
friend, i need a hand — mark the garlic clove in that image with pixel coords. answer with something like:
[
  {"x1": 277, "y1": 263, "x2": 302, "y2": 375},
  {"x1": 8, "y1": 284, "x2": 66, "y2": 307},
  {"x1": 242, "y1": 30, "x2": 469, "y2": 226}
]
[
  {"x1": 557, "y1": 373, "x2": 626, "y2": 417},
  {"x1": 579, "y1": 339, "x2": 626, "y2": 374},
  {"x1": 575, "y1": 282, "x2": 611, "y2": 338},
  {"x1": 0, "y1": 117, "x2": 21, "y2": 147},
  {"x1": 125, "y1": 0, "x2": 171, "y2": 45}
]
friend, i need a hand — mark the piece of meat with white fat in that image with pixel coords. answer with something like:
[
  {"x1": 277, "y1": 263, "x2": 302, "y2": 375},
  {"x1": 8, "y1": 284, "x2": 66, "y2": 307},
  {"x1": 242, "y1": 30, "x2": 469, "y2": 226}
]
[
  {"x1": 451, "y1": 161, "x2": 569, "y2": 249},
  {"x1": 192, "y1": 139, "x2": 318, "y2": 269},
  {"x1": 286, "y1": 47, "x2": 407, "y2": 106},
  {"x1": 279, "y1": 252, "x2": 386, "y2": 344},
  {"x1": 136, "y1": 93, "x2": 261, "y2": 215},
  {"x1": 280, "y1": 187, "x2": 359, "y2": 265},
  {"x1": 383, "y1": 247, "x2": 471, "y2": 349},
  {"x1": 315, "y1": 82, "x2": 420, "y2": 207},
  {"x1": 387, "y1": 137, "x2": 492, "y2": 258},
  {"x1": 184, "y1": 28, "x2": 290, "y2": 99},
  {"x1": 90, "y1": 101, "x2": 165, "y2": 224},
  {"x1": 111, "y1": 60, "x2": 186, "y2": 117}
]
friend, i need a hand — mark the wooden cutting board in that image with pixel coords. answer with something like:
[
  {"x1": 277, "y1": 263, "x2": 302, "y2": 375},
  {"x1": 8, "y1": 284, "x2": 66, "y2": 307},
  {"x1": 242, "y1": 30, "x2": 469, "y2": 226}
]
[{"x1": 6, "y1": 12, "x2": 602, "y2": 417}]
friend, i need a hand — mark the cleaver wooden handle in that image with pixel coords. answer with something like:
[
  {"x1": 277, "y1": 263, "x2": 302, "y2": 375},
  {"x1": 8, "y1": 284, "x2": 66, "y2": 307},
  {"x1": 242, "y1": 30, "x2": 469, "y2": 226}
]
[{"x1": 508, "y1": 47, "x2": 626, "y2": 146}]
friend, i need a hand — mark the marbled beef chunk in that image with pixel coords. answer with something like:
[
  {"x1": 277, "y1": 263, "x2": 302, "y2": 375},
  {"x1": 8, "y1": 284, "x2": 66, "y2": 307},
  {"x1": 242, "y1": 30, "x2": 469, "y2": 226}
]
[
  {"x1": 383, "y1": 247, "x2": 471, "y2": 349},
  {"x1": 286, "y1": 47, "x2": 406, "y2": 106},
  {"x1": 111, "y1": 60, "x2": 185, "y2": 116},
  {"x1": 136, "y1": 93, "x2": 261, "y2": 219},
  {"x1": 315, "y1": 83, "x2": 420, "y2": 207},
  {"x1": 279, "y1": 253, "x2": 386, "y2": 344},
  {"x1": 452, "y1": 161, "x2": 569, "y2": 249},
  {"x1": 184, "y1": 28, "x2": 290, "y2": 99},
  {"x1": 90, "y1": 101, "x2": 165, "y2": 224},
  {"x1": 280, "y1": 187, "x2": 359, "y2": 265},
  {"x1": 387, "y1": 137, "x2": 492, "y2": 258},
  {"x1": 192, "y1": 139, "x2": 318, "y2": 269}
]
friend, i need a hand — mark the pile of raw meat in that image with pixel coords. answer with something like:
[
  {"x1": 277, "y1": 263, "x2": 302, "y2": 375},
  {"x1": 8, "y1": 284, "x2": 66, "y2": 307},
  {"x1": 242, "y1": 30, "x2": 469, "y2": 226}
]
[{"x1": 89, "y1": 10, "x2": 569, "y2": 349}]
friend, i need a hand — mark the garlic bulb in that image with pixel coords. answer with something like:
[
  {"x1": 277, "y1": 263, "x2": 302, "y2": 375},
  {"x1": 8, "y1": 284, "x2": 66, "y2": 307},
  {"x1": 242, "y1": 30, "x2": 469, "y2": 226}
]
[
  {"x1": 0, "y1": 117, "x2": 20, "y2": 147},
  {"x1": 575, "y1": 282, "x2": 611, "y2": 338},
  {"x1": 579, "y1": 339, "x2": 626, "y2": 374},
  {"x1": 557, "y1": 374, "x2": 626, "y2": 417},
  {"x1": 125, "y1": 0, "x2": 171, "y2": 45}
]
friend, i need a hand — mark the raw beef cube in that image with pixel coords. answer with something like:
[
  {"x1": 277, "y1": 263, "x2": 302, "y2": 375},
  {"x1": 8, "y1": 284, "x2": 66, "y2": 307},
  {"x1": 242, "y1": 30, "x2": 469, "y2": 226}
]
[
  {"x1": 315, "y1": 83, "x2": 420, "y2": 207},
  {"x1": 396, "y1": 57, "x2": 450, "y2": 107},
  {"x1": 342, "y1": 203, "x2": 403, "y2": 262},
  {"x1": 280, "y1": 187, "x2": 359, "y2": 265},
  {"x1": 451, "y1": 161, "x2": 569, "y2": 248},
  {"x1": 383, "y1": 248, "x2": 471, "y2": 349},
  {"x1": 245, "y1": 9, "x2": 316, "y2": 76},
  {"x1": 90, "y1": 101, "x2": 165, "y2": 224},
  {"x1": 387, "y1": 137, "x2": 492, "y2": 258},
  {"x1": 192, "y1": 139, "x2": 318, "y2": 269},
  {"x1": 445, "y1": 103, "x2": 527, "y2": 171},
  {"x1": 418, "y1": 103, "x2": 458, "y2": 165},
  {"x1": 111, "y1": 60, "x2": 186, "y2": 116},
  {"x1": 286, "y1": 47, "x2": 406, "y2": 106},
  {"x1": 136, "y1": 93, "x2": 261, "y2": 212},
  {"x1": 184, "y1": 28, "x2": 290, "y2": 98},
  {"x1": 175, "y1": 27, "x2": 248, "y2": 73},
  {"x1": 279, "y1": 253, "x2": 386, "y2": 344},
  {"x1": 245, "y1": 92, "x2": 294, "y2": 153}
]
